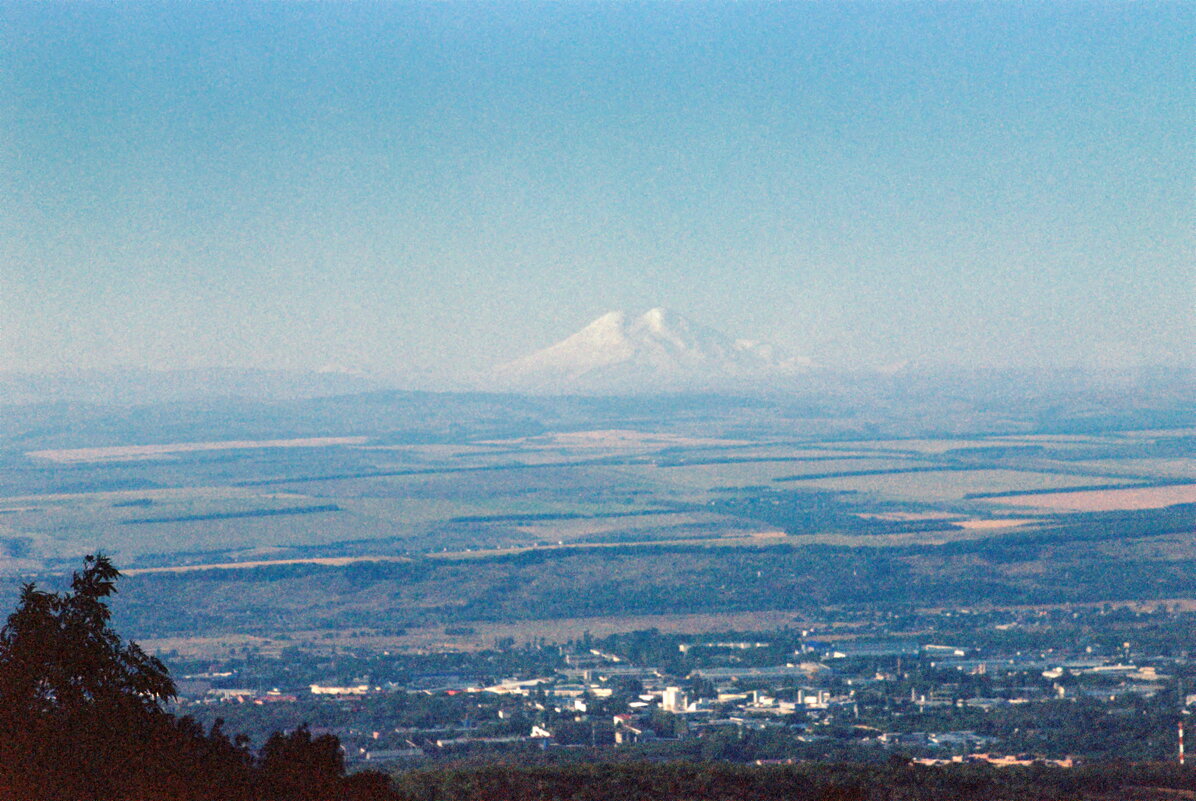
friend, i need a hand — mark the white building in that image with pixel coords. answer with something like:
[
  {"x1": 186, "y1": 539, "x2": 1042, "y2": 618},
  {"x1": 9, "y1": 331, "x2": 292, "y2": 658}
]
[
  {"x1": 662, "y1": 686, "x2": 689, "y2": 712},
  {"x1": 310, "y1": 683, "x2": 369, "y2": 695}
]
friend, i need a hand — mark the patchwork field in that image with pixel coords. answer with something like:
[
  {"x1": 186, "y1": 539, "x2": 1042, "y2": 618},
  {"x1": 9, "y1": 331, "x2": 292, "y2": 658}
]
[
  {"x1": 2, "y1": 420, "x2": 1192, "y2": 598},
  {"x1": 0, "y1": 385, "x2": 1191, "y2": 647},
  {"x1": 28, "y1": 436, "x2": 370, "y2": 464},
  {"x1": 625, "y1": 458, "x2": 921, "y2": 493},
  {"x1": 789, "y1": 468, "x2": 1137, "y2": 503},
  {"x1": 139, "y1": 610, "x2": 814, "y2": 659},
  {"x1": 1062, "y1": 458, "x2": 1196, "y2": 479},
  {"x1": 989, "y1": 483, "x2": 1196, "y2": 512}
]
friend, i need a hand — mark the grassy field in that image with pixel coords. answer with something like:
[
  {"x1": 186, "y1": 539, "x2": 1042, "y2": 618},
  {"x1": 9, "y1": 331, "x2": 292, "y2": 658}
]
[
  {"x1": 3, "y1": 418, "x2": 1193, "y2": 651},
  {"x1": 1062, "y1": 457, "x2": 1196, "y2": 479},
  {"x1": 618, "y1": 458, "x2": 921, "y2": 493},
  {"x1": 2, "y1": 426, "x2": 1191, "y2": 582},
  {"x1": 791, "y1": 468, "x2": 1137, "y2": 502},
  {"x1": 988, "y1": 483, "x2": 1196, "y2": 511}
]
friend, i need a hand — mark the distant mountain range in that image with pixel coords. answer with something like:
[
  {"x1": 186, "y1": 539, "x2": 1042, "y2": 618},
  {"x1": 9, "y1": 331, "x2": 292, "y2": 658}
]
[
  {"x1": 0, "y1": 367, "x2": 381, "y2": 407},
  {"x1": 3, "y1": 309, "x2": 1192, "y2": 405},
  {"x1": 490, "y1": 308, "x2": 815, "y2": 394}
]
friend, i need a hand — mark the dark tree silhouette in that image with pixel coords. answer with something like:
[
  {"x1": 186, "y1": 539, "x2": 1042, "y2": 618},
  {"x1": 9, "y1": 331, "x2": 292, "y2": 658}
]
[
  {"x1": 0, "y1": 555, "x2": 395, "y2": 801},
  {"x1": 0, "y1": 554, "x2": 175, "y2": 717},
  {"x1": 257, "y1": 725, "x2": 346, "y2": 801},
  {"x1": 0, "y1": 554, "x2": 184, "y2": 799}
]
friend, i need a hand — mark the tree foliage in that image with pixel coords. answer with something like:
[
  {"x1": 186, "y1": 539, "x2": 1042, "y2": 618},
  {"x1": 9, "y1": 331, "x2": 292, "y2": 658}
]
[
  {"x1": 0, "y1": 554, "x2": 174, "y2": 720},
  {"x1": 0, "y1": 555, "x2": 394, "y2": 801},
  {"x1": 387, "y1": 761, "x2": 1196, "y2": 801}
]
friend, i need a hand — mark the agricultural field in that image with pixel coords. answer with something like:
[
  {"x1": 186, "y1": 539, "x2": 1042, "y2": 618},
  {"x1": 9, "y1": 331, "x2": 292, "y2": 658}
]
[
  {"x1": 988, "y1": 483, "x2": 1196, "y2": 512},
  {"x1": 0, "y1": 389, "x2": 1192, "y2": 645},
  {"x1": 0, "y1": 423, "x2": 1186, "y2": 569},
  {"x1": 2, "y1": 415, "x2": 1193, "y2": 575},
  {"x1": 784, "y1": 468, "x2": 1139, "y2": 503},
  {"x1": 616, "y1": 457, "x2": 920, "y2": 494}
]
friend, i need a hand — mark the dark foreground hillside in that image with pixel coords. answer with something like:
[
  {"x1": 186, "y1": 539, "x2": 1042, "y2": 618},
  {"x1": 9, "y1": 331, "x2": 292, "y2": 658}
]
[{"x1": 387, "y1": 761, "x2": 1196, "y2": 801}]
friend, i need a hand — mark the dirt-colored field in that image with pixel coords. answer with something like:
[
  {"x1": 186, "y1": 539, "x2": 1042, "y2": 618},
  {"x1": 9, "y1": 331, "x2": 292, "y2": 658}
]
[
  {"x1": 954, "y1": 518, "x2": 1040, "y2": 530},
  {"x1": 1066, "y1": 458, "x2": 1196, "y2": 480},
  {"x1": 389, "y1": 609, "x2": 815, "y2": 650},
  {"x1": 488, "y1": 429, "x2": 749, "y2": 450},
  {"x1": 417, "y1": 529, "x2": 792, "y2": 560},
  {"x1": 855, "y1": 512, "x2": 962, "y2": 522},
  {"x1": 124, "y1": 555, "x2": 413, "y2": 576},
  {"x1": 989, "y1": 483, "x2": 1196, "y2": 512},
  {"x1": 141, "y1": 610, "x2": 824, "y2": 658},
  {"x1": 1115, "y1": 428, "x2": 1196, "y2": 440},
  {"x1": 513, "y1": 512, "x2": 715, "y2": 539},
  {"x1": 986, "y1": 434, "x2": 1126, "y2": 445},
  {"x1": 28, "y1": 436, "x2": 369, "y2": 463},
  {"x1": 820, "y1": 438, "x2": 1026, "y2": 455}
]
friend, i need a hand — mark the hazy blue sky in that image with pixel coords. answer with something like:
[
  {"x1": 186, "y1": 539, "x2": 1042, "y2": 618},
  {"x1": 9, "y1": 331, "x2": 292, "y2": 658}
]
[{"x1": 2, "y1": 2, "x2": 1192, "y2": 383}]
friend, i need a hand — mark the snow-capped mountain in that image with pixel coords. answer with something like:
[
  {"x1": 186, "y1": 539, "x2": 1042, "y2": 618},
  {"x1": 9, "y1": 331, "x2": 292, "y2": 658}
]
[{"x1": 490, "y1": 308, "x2": 814, "y2": 394}]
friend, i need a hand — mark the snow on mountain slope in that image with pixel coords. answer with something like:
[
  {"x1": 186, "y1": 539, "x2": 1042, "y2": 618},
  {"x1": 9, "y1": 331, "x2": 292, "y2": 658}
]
[{"x1": 491, "y1": 308, "x2": 813, "y2": 393}]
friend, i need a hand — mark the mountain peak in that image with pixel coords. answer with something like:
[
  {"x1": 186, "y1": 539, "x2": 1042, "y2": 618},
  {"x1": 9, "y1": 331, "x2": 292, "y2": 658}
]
[
  {"x1": 639, "y1": 307, "x2": 668, "y2": 329},
  {"x1": 491, "y1": 308, "x2": 813, "y2": 394},
  {"x1": 587, "y1": 310, "x2": 627, "y2": 329}
]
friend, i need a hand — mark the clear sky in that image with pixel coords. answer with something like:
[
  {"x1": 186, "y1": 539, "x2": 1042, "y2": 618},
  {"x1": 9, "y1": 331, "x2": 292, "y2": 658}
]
[{"x1": 2, "y1": 2, "x2": 1192, "y2": 384}]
